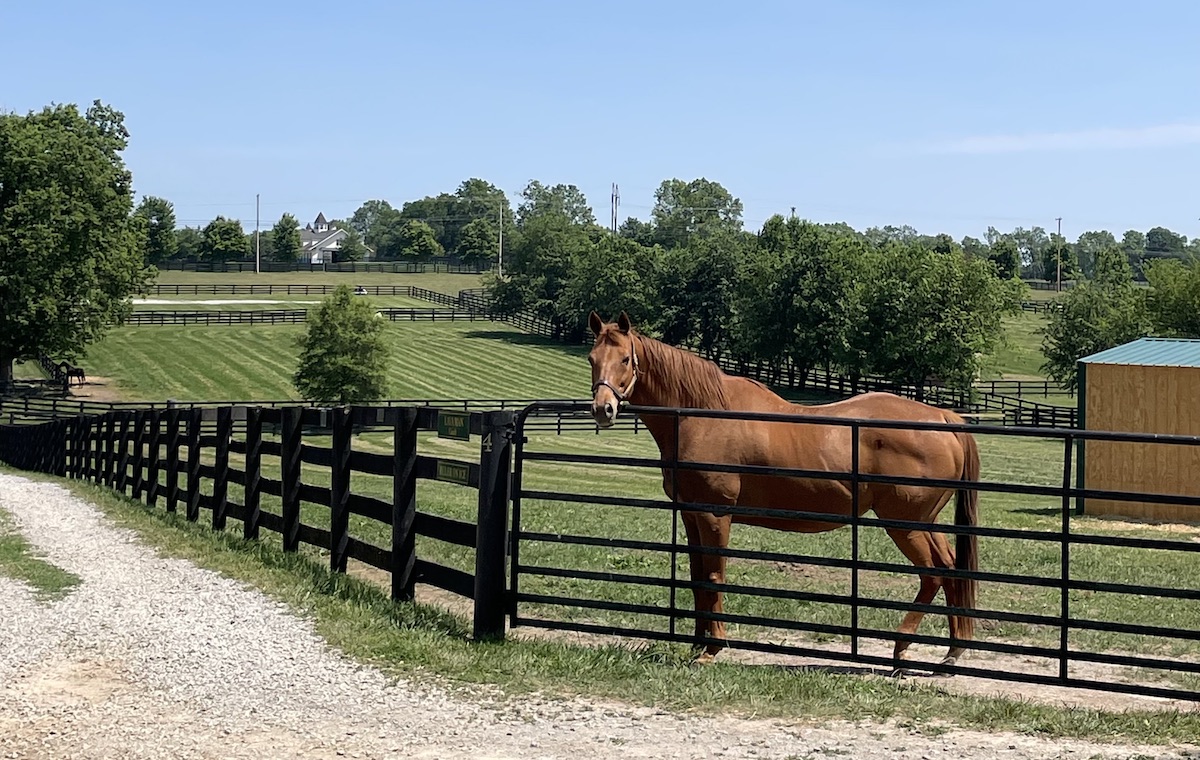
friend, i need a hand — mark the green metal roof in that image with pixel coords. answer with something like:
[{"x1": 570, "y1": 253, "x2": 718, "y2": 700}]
[{"x1": 1078, "y1": 338, "x2": 1200, "y2": 368}]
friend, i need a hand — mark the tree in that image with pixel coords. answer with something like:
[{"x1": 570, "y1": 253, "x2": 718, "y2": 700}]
[
  {"x1": 652, "y1": 230, "x2": 746, "y2": 359},
  {"x1": 650, "y1": 178, "x2": 743, "y2": 247},
  {"x1": 292, "y1": 285, "x2": 391, "y2": 403},
  {"x1": 1041, "y1": 233, "x2": 1078, "y2": 286},
  {"x1": 270, "y1": 213, "x2": 303, "y2": 261},
  {"x1": 1144, "y1": 258, "x2": 1200, "y2": 338},
  {"x1": 559, "y1": 237, "x2": 658, "y2": 336},
  {"x1": 133, "y1": 196, "x2": 177, "y2": 265},
  {"x1": 516, "y1": 180, "x2": 596, "y2": 227},
  {"x1": 961, "y1": 236, "x2": 989, "y2": 260},
  {"x1": 618, "y1": 217, "x2": 656, "y2": 247},
  {"x1": 456, "y1": 217, "x2": 499, "y2": 265},
  {"x1": 1074, "y1": 230, "x2": 1117, "y2": 279},
  {"x1": 735, "y1": 217, "x2": 864, "y2": 382},
  {"x1": 175, "y1": 226, "x2": 203, "y2": 260},
  {"x1": 1120, "y1": 229, "x2": 1147, "y2": 279},
  {"x1": 348, "y1": 199, "x2": 394, "y2": 239},
  {"x1": 202, "y1": 216, "x2": 249, "y2": 262},
  {"x1": 1040, "y1": 279, "x2": 1150, "y2": 393},
  {"x1": 856, "y1": 242, "x2": 1022, "y2": 394},
  {"x1": 394, "y1": 219, "x2": 443, "y2": 259},
  {"x1": 987, "y1": 238, "x2": 1021, "y2": 279},
  {"x1": 487, "y1": 213, "x2": 595, "y2": 339},
  {"x1": 0, "y1": 100, "x2": 152, "y2": 388},
  {"x1": 333, "y1": 227, "x2": 367, "y2": 263}
]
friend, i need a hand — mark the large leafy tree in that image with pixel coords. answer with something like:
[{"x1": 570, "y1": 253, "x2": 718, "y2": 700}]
[
  {"x1": 0, "y1": 100, "x2": 152, "y2": 388},
  {"x1": 1040, "y1": 278, "x2": 1150, "y2": 393},
  {"x1": 175, "y1": 226, "x2": 203, "y2": 260},
  {"x1": 516, "y1": 180, "x2": 595, "y2": 227},
  {"x1": 1074, "y1": 230, "x2": 1117, "y2": 279},
  {"x1": 650, "y1": 177, "x2": 743, "y2": 248},
  {"x1": 348, "y1": 199, "x2": 394, "y2": 239},
  {"x1": 456, "y1": 217, "x2": 499, "y2": 265},
  {"x1": 559, "y1": 237, "x2": 658, "y2": 336},
  {"x1": 293, "y1": 285, "x2": 391, "y2": 403},
  {"x1": 1041, "y1": 233, "x2": 1078, "y2": 285},
  {"x1": 333, "y1": 227, "x2": 367, "y2": 263},
  {"x1": 856, "y1": 242, "x2": 1023, "y2": 394},
  {"x1": 734, "y1": 217, "x2": 864, "y2": 381},
  {"x1": 133, "y1": 195, "x2": 177, "y2": 265},
  {"x1": 1144, "y1": 258, "x2": 1200, "y2": 338},
  {"x1": 394, "y1": 219, "x2": 443, "y2": 259},
  {"x1": 202, "y1": 216, "x2": 249, "y2": 262},
  {"x1": 487, "y1": 212, "x2": 594, "y2": 339},
  {"x1": 651, "y1": 230, "x2": 746, "y2": 359},
  {"x1": 270, "y1": 213, "x2": 303, "y2": 261}
]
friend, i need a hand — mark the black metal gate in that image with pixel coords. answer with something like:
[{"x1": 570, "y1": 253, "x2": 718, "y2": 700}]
[{"x1": 509, "y1": 401, "x2": 1200, "y2": 703}]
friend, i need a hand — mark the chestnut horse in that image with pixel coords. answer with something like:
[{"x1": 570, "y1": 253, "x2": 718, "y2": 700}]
[{"x1": 587, "y1": 311, "x2": 980, "y2": 669}]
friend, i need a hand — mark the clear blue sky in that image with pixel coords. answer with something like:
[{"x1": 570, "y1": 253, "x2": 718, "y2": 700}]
[{"x1": 4, "y1": 0, "x2": 1199, "y2": 241}]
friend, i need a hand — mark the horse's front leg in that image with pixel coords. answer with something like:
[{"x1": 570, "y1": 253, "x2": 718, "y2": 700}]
[{"x1": 679, "y1": 507, "x2": 733, "y2": 664}]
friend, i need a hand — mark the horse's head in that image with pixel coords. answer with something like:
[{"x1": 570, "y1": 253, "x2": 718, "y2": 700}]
[{"x1": 588, "y1": 310, "x2": 640, "y2": 428}]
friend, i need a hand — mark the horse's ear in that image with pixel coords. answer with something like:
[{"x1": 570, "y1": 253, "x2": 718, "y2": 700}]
[
  {"x1": 588, "y1": 310, "x2": 604, "y2": 336},
  {"x1": 617, "y1": 311, "x2": 633, "y2": 334}
]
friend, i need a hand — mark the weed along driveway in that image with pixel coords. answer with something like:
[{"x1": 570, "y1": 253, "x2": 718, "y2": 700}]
[{"x1": 1, "y1": 472, "x2": 1197, "y2": 760}]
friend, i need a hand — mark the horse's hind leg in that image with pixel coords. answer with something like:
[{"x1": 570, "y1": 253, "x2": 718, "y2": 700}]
[
  {"x1": 929, "y1": 530, "x2": 968, "y2": 666},
  {"x1": 884, "y1": 528, "x2": 945, "y2": 672}
]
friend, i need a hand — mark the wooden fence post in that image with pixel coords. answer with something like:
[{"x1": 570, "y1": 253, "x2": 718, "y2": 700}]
[
  {"x1": 329, "y1": 407, "x2": 352, "y2": 573},
  {"x1": 186, "y1": 408, "x2": 202, "y2": 522},
  {"x1": 473, "y1": 410, "x2": 515, "y2": 641},
  {"x1": 103, "y1": 412, "x2": 117, "y2": 488},
  {"x1": 243, "y1": 406, "x2": 262, "y2": 541},
  {"x1": 166, "y1": 408, "x2": 181, "y2": 512},
  {"x1": 391, "y1": 407, "x2": 419, "y2": 601},
  {"x1": 212, "y1": 406, "x2": 232, "y2": 531},
  {"x1": 147, "y1": 410, "x2": 162, "y2": 508},
  {"x1": 280, "y1": 406, "x2": 302, "y2": 552},
  {"x1": 116, "y1": 412, "x2": 132, "y2": 494},
  {"x1": 131, "y1": 410, "x2": 146, "y2": 499}
]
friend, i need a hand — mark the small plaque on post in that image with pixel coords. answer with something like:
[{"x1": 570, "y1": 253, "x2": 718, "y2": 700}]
[{"x1": 437, "y1": 411, "x2": 470, "y2": 441}]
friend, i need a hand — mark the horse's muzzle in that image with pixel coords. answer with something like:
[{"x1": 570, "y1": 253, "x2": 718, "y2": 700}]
[{"x1": 591, "y1": 398, "x2": 618, "y2": 428}]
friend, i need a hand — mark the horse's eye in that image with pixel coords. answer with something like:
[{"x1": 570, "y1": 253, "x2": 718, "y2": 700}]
[{"x1": 622, "y1": 356, "x2": 630, "y2": 365}]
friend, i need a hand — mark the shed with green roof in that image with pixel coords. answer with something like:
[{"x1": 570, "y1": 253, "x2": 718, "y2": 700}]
[{"x1": 1077, "y1": 338, "x2": 1200, "y2": 521}]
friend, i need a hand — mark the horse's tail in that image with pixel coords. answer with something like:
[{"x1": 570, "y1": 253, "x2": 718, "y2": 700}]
[{"x1": 952, "y1": 430, "x2": 980, "y2": 642}]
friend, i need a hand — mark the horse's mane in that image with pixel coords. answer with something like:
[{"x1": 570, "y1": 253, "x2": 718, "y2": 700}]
[{"x1": 635, "y1": 331, "x2": 731, "y2": 409}]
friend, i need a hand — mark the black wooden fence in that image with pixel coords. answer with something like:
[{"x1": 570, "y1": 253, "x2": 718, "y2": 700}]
[
  {"x1": 509, "y1": 401, "x2": 1200, "y2": 703},
  {"x1": 0, "y1": 405, "x2": 515, "y2": 640},
  {"x1": 155, "y1": 259, "x2": 489, "y2": 274}
]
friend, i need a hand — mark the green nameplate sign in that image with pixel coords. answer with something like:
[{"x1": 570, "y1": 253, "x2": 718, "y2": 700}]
[
  {"x1": 437, "y1": 411, "x2": 470, "y2": 440},
  {"x1": 436, "y1": 460, "x2": 471, "y2": 486}
]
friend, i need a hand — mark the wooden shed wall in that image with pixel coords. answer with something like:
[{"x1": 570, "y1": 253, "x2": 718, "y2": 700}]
[{"x1": 1082, "y1": 363, "x2": 1200, "y2": 521}]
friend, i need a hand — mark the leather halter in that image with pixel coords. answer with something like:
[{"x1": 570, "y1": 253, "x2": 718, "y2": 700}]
[{"x1": 591, "y1": 335, "x2": 640, "y2": 403}]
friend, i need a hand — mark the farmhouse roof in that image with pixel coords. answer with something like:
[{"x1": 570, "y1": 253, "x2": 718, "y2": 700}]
[{"x1": 1078, "y1": 337, "x2": 1200, "y2": 368}]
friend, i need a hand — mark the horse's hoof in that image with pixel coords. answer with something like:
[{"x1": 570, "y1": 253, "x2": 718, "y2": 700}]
[
  {"x1": 692, "y1": 652, "x2": 717, "y2": 666},
  {"x1": 935, "y1": 655, "x2": 958, "y2": 676},
  {"x1": 889, "y1": 666, "x2": 913, "y2": 679}
]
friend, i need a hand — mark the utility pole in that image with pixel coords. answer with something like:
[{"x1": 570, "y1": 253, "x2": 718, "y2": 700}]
[
  {"x1": 255, "y1": 194, "x2": 261, "y2": 274},
  {"x1": 497, "y1": 205, "x2": 504, "y2": 278},
  {"x1": 611, "y1": 183, "x2": 620, "y2": 235},
  {"x1": 790, "y1": 206, "x2": 796, "y2": 219},
  {"x1": 1055, "y1": 216, "x2": 1062, "y2": 292}
]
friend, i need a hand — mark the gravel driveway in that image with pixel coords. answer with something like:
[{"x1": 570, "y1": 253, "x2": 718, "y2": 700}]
[{"x1": 0, "y1": 472, "x2": 1195, "y2": 760}]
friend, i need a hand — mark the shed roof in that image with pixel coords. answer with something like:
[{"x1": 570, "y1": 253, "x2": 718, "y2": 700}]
[{"x1": 1079, "y1": 338, "x2": 1200, "y2": 368}]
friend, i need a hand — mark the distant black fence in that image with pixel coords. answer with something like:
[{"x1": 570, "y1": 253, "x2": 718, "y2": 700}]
[
  {"x1": 0, "y1": 405, "x2": 515, "y2": 640},
  {"x1": 511, "y1": 401, "x2": 1200, "y2": 703},
  {"x1": 0, "y1": 395, "x2": 644, "y2": 436},
  {"x1": 147, "y1": 284, "x2": 460, "y2": 298},
  {"x1": 124, "y1": 308, "x2": 488, "y2": 326},
  {"x1": 155, "y1": 258, "x2": 490, "y2": 274}
]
